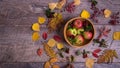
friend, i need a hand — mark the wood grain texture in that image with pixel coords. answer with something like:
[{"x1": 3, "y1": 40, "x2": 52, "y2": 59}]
[{"x1": 0, "y1": 0, "x2": 120, "y2": 64}]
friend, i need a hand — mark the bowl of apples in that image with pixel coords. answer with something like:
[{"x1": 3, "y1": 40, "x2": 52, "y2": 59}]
[{"x1": 64, "y1": 17, "x2": 95, "y2": 48}]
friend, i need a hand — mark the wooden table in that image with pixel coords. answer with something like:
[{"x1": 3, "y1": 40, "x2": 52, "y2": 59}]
[{"x1": 0, "y1": 0, "x2": 120, "y2": 68}]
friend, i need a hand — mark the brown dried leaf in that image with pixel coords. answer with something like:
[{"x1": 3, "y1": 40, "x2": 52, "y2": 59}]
[
  {"x1": 48, "y1": 3, "x2": 58, "y2": 10},
  {"x1": 48, "y1": 13, "x2": 63, "y2": 32},
  {"x1": 44, "y1": 61, "x2": 51, "y2": 68},
  {"x1": 73, "y1": 0, "x2": 81, "y2": 5},
  {"x1": 97, "y1": 49, "x2": 118, "y2": 63},
  {"x1": 85, "y1": 58, "x2": 95, "y2": 68},
  {"x1": 43, "y1": 42, "x2": 56, "y2": 58},
  {"x1": 52, "y1": 64, "x2": 60, "y2": 68},
  {"x1": 56, "y1": 0, "x2": 66, "y2": 9},
  {"x1": 49, "y1": 57, "x2": 58, "y2": 64}
]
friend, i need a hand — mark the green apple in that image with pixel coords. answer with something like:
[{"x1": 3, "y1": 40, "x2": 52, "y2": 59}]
[
  {"x1": 77, "y1": 28, "x2": 84, "y2": 34},
  {"x1": 66, "y1": 28, "x2": 77, "y2": 36}
]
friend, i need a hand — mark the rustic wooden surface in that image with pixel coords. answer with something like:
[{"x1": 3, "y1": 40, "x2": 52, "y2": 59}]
[{"x1": 0, "y1": 0, "x2": 120, "y2": 68}]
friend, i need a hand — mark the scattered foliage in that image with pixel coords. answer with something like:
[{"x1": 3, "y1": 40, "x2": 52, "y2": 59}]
[
  {"x1": 92, "y1": 49, "x2": 101, "y2": 58},
  {"x1": 65, "y1": 2, "x2": 76, "y2": 13},
  {"x1": 43, "y1": 42, "x2": 56, "y2": 58},
  {"x1": 49, "y1": 57, "x2": 58, "y2": 64},
  {"x1": 48, "y1": 13, "x2": 63, "y2": 32},
  {"x1": 113, "y1": 32, "x2": 120, "y2": 40},
  {"x1": 109, "y1": 12, "x2": 119, "y2": 25},
  {"x1": 56, "y1": 0, "x2": 66, "y2": 9},
  {"x1": 45, "y1": 9, "x2": 55, "y2": 18},
  {"x1": 80, "y1": 9, "x2": 90, "y2": 19},
  {"x1": 48, "y1": 3, "x2": 58, "y2": 10},
  {"x1": 38, "y1": 17, "x2": 46, "y2": 24},
  {"x1": 75, "y1": 50, "x2": 81, "y2": 56},
  {"x1": 32, "y1": 32, "x2": 40, "y2": 41},
  {"x1": 73, "y1": 0, "x2": 81, "y2": 5},
  {"x1": 42, "y1": 32, "x2": 47, "y2": 40},
  {"x1": 57, "y1": 43, "x2": 64, "y2": 49},
  {"x1": 97, "y1": 26, "x2": 111, "y2": 39},
  {"x1": 93, "y1": 39, "x2": 108, "y2": 47},
  {"x1": 104, "y1": 9, "x2": 112, "y2": 18},
  {"x1": 32, "y1": 23, "x2": 40, "y2": 31},
  {"x1": 44, "y1": 61, "x2": 51, "y2": 68},
  {"x1": 66, "y1": 63, "x2": 74, "y2": 68},
  {"x1": 52, "y1": 64, "x2": 60, "y2": 68},
  {"x1": 97, "y1": 49, "x2": 118, "y2": 63},
  {"x1": 85, "y1": 58, "x2": 95, "y2": 68},
  {"x1": 53, "y1": 35, "x2": 62, "y2": 42},
  {"x1": 47, "y1": 39, "x2": 56, "y2": 47}
]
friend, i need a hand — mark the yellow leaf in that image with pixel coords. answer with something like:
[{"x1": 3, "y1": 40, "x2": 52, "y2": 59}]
[
  {"x1": 57, "y1": 43, "x2": 64, "y2": 49},
  {"x1": 47, "y1": 39, "x2": 56, "y2": 47},
  {"x1": 56, "y1": 0, "x2": 66, "y2": 9},
  {"x1": 49, "y1": 57, "x2": 58, "y2": 64},
  {"x1": 32, "y1": 32, "x2": 40, "y2": 41},
  {"x1": 104, "y1": 9, "x2": 112, "y2": 18},
  {"x1": 74, "y1": 0, "x2": 81, "y2": 5},
  {"x1": 85, "y1": 58, "x2": 95, "y2": 68},
  {"x1": 44, "y1": 61, "x2": 51, "y2": 68},
  {"x1": 52, "y1": 64, "x2": 60, "y2": 68},
  {"x1": 38, "y1": 17, "x2": 46, "y2": 24},
  {"x1": 80, "y1": 9, "x2": 90, "y2": 19},
  {"x1": 32, "y1": 23, "x2": 40, "y2": 31},
  {"x1": 48, "y1": 3, "x2": 58, "y2": 10},
  {"x1": 113, "y1": 32, "x2": 120, "y2": 40}
]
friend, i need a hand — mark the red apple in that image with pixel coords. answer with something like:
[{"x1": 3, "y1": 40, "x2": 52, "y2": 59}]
[
  {"x1": 73, "y1": 19, "x2": 83, "y2": 29},
  {"x1": 66, "y1": 28, "x2": 77, "y2": 36},
  {"x1": 75, "y1": 35, "x2": 84, "y2": 44},
  {"x1": 83, "y1": 31, "x2": 93, "y2": 39}
]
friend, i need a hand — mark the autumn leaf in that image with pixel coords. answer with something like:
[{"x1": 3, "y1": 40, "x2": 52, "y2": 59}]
[
  {"x1": 52, "y1": 64, "x2": 60, "y2": 68},
  {"x1": 44, "y1": 61, "x2": 51, "y2": 68},
  {"x1": 32, "y1": 23, "x2": 40, "y2": 31},
  {"x1": 32, "y1": 32, "x2": 40, "y2": 41},
  {"x1": 85, "y1": 58, "x2": 95, "y2": 68},
  {"x1": 47, "y1": 39, "x2": 56, "y2": 47},
  {"x1": 48, "y1": 13, "x2": 63, "y2": 31},
  {"x1": 42, "y1": 32, "x2": 47, "y2": 40},
  {"x1": 80, "y1": 9, "x2": 90, "y2": 19},
  {"x1": 43, "y1": 42, "x2": 56, "y2": 58},
  {"x1": 104, "y1": 9, "x2": 112, "y2": 18},
  {"x1": 38, "y1": 17, "x2": 46, "y2": 24},
  {"x1": 49, "y1": 57, "x2": 58, "y2": 64},
  {"x1": 53, "y1": 35, "x2": 62, "y2": 42},
  {"x1": 56, "y1": 0, "x2": 66, "y2": 9},
  {"x1": 48, "y1": 3, "x2": 58, "y2": 10},
  {"x1": 57, "y1": 43, "x2": 64, "y2": 49},
  {"x1": 73, "y1": 0, "x2": 81, "y2": 5},
  {"x1": 113, "y1": 32, "x2": 120, "y2": 40}
]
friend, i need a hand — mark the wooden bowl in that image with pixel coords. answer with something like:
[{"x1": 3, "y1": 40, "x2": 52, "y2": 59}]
[{"x1": 64, "y1": 17, "x2": 95, "y2": 48}]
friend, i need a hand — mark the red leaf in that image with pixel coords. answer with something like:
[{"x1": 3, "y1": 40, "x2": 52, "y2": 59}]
[
  {"x1": 53, "y1": 35, "x2": 62, "y2": 42},
  {"x1": 37, "y1": 48, "x2": 42, "y2": 56},
  {"x1": 93, "y1": 49, "x2": 101, "y2": 53},
  {"x1": 83, "y1": 54, "x2": 88, "y2": 58},
  {"x1": 92, "y1": 52, "x2": 99, "y2": 58},
  {"x1": 42, "y1": 32, "x2": 47, "y2": 40}
]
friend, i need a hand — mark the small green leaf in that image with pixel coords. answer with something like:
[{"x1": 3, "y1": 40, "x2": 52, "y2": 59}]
[
  {"x1": 45, "y1": 9, "x2": 55, "y2": 18},
  {"x1": 75, "y1": 50, "x2": 81, "y2": 56},
  {"x1": 58, "y1": 52, "x2": 64, "y2": 58}
]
